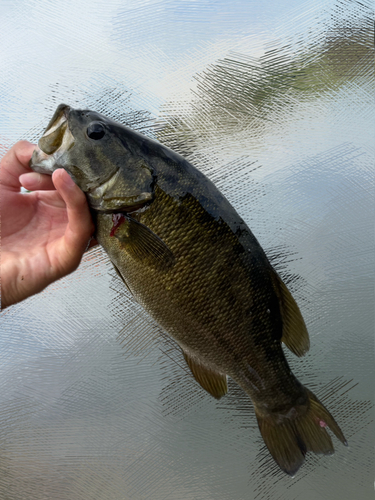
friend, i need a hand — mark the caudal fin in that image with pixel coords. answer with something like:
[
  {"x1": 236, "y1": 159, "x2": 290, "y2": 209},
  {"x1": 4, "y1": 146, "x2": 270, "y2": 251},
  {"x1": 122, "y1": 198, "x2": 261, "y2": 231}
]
[{"x1": 255, "y1": 389, "x2": 347, "y2": 476}]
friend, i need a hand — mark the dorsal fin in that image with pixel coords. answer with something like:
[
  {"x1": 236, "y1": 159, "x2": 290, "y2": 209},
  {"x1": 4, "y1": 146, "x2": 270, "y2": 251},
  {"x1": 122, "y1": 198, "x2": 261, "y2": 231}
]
[
  {"x1": 270, "y1": 270, "x2": 310, "y2": 357},
  {"x1": 182, "y1": 350, "x2": 228, "y2": 399}
]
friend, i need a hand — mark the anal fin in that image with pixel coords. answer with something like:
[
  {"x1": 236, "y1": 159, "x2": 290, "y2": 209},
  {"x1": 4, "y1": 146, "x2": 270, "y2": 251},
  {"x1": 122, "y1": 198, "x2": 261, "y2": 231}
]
[{"x1": 182, "y1": 350, "x2": 228, "y2": 399}]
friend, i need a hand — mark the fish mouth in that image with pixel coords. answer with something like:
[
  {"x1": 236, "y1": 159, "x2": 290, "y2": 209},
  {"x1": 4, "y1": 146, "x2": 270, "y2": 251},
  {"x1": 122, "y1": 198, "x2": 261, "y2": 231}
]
[{"x1": 30, "y1": 104, "x2": 75, "y2": 174}]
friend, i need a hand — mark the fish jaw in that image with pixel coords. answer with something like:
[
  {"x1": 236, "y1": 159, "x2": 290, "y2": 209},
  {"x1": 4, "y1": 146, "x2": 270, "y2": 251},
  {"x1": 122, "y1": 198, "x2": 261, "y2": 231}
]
[
  {"x1": 30, "y1": 146, "x2": 58, "y2": 175},
  {"x1": 30, "y1": 104, "x2": 74, "y2": 175}
]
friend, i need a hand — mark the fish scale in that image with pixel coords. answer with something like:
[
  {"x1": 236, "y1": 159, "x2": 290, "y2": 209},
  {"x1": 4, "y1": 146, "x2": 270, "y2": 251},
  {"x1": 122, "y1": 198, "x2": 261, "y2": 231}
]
[{"x1": 30, "y1": 104, "x2": 347, "y2": 476}]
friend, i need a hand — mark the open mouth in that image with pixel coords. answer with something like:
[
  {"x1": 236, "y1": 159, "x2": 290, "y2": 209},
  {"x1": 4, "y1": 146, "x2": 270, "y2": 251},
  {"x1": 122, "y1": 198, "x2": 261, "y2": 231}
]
[
  {"x1": 30, "y1": 104, "x2": 74, "y2": 174},
  {"x1": 39, "y1": 107, "x2": 69, "y2": 155}
]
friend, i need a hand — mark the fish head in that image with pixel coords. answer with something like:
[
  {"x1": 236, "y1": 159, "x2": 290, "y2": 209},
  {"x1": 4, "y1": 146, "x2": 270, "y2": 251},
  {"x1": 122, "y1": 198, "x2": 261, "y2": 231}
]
[{"x1": 30, "y1": 104, "x2": 155, "y2": 212}]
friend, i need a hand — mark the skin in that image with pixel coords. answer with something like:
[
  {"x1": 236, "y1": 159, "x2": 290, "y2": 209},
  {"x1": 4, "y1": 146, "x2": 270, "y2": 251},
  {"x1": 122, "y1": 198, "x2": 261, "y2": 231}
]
[
  {"x1": 0, "y1": 141, "x2": 95, "y2": 309},
  {"x1": 29, "y1": 106, "x2": 347, "y2": 474}
]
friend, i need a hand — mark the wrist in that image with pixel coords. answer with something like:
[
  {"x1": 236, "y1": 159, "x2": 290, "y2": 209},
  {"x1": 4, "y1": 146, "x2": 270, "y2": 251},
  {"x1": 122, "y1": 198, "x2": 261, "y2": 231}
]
[{"x1": 0, "y1": 252, "x2": 35, "y2": 310}]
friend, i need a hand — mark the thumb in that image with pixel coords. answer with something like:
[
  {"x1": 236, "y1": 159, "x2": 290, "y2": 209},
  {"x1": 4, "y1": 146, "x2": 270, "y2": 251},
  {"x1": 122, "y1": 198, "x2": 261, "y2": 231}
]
[{"x1": 52, "y1": 169, "x2": 95, "y2": 270}]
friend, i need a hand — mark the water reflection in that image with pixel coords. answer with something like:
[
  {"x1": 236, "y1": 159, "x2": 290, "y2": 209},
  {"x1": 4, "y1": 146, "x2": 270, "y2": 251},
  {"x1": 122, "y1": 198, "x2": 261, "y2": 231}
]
[{"x1": 0, "y1": 0, "x2": 373, "y2": 498}]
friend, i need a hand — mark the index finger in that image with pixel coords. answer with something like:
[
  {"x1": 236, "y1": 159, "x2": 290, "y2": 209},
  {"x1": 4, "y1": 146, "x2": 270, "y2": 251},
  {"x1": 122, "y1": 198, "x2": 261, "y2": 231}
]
[{"x1": 0, "y1": 140, "x2": 36, "y2": 191}]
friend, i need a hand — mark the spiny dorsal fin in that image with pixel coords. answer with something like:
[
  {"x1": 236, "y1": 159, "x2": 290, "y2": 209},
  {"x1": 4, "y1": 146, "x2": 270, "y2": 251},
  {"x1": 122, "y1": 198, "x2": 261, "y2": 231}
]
[
  {"x1": 182, "y1": 350, "x2": 228, "y2": 399},
  {"x1": 270, "y1": 270, "x2": 310, "y2": 357},
  {"x1": 113, "y1": 215, "x2": 175, "y2": 270}
]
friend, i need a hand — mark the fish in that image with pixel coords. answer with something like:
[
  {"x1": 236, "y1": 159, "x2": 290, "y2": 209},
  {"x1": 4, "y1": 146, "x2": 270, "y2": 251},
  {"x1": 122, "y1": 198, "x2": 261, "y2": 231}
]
[{"x1": 30, "y1": 104, "x2": 347, "y2": 476}]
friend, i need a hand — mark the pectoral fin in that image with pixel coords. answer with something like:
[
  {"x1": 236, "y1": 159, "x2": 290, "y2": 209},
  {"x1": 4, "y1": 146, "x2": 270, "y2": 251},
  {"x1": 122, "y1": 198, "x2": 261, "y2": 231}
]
[
  {"x1": 112, "y1": 214, "x2": 175, "y2": 270},
  {"x1": 270, "y1": 269, "x2": 310, "y2": 357},
  {"x1": 182, "y1": 350, "x2": 228, "y2": 399}
]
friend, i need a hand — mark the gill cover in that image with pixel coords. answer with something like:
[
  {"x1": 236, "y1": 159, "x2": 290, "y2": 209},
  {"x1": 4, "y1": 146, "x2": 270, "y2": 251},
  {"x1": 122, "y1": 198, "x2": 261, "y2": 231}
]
[{"x1": 87, "y1": 159, "x2": 155, "y2": 212}]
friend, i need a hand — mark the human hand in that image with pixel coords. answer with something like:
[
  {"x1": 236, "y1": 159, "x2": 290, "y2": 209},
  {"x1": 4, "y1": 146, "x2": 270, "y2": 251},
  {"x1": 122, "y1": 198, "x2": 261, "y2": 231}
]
[{"x1": 0, "y1": 140, "x2": 96, "y2": 309}]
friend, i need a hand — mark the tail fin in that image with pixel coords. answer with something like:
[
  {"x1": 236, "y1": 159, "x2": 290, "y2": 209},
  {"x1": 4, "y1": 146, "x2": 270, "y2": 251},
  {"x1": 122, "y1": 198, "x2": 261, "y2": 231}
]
[{"x1": 255, "y1": 389, "x2": 347, "y2": 476}]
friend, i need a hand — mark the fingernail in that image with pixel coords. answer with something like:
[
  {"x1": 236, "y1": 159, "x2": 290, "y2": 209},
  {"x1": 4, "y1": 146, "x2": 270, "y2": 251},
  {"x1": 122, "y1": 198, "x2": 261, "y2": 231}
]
[
  {"x1": 61, "y1": 171, "x2": 75, "y2": 188},
  {"x1": 19, "y1": 172, "x2": 40, "y2": 187},
  {"x1": 19, "y1": 172, "x2": 36, "y2": 184}
]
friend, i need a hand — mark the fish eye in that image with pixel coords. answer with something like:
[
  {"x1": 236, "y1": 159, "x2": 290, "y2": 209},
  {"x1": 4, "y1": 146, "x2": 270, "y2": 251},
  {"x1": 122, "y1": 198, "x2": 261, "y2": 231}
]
[{"x1": 87, "y1": 122, "x2": 106, "y2": 140}]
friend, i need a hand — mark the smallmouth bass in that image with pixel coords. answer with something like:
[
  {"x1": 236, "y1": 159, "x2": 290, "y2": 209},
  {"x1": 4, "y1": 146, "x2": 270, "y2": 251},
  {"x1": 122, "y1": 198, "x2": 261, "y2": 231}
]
[{"x1": 30, "y1": 104, "x2": 347, "y2": 475}]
